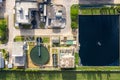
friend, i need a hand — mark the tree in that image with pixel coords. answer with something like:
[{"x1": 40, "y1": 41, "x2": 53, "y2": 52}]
[
  {"x1": 2, "y1": 49, "x2": 9, "y2": 60},
  {"x1": 0, "y1": 29, "x2": 5, "y2": 40},
  {"x1": 0, "y1": 20, "x2": 7, "y2": 31},
  {"x1": 71, "y1": 22, "x2": 78, "y2": 29}
]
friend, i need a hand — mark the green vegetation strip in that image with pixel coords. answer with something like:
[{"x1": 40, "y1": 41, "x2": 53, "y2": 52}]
[
  {"x1": 0, "y1": 70, "x2": 120, "y2": 80},
  {"x1": 14, "y1": 36, "x2": 35, "y2": 42},
  {"x1": 71, "y1": 4, "x2": 79, "y2": 29},
  {"x1": 0, "y1": 19, "x2": 7, "y2": 44},
  {"x1": 76, "y1": 66, "x2": 120, "y2": 71},
  {"x1": 70, "y1": 4, "x2": 120, "y2": 29},
  {"x1": 14, "y1": 36, "x2": 24, "y2": 42},
  {"x1": 79, "y1": 5, "x2": 120, "y2": 15},
  {"x1": 75, "y1": 53, "x2": 79, "y2": 65},
  {"x1": 2, "y1": 66, "x2": 120, "y2": 72},
  {"x1": 80, "y1": 7, "x2": 118, "y2": 15},
  {"x1": 0, "y1": 49, "x2": 8, "y2": 60},
  {"x1": 42, "y1": 37, "x2": 50, "y2": 43}
]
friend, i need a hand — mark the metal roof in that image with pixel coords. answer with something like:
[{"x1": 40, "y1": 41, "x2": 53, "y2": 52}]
[
  {"x1": 14, "y1": 55, "x2": 26, "y2": 66},
  {"x1": 0, "y1": 52, "x2": 4, "y2": 68}
]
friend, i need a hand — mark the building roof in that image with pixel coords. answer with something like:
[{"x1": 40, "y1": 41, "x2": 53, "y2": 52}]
[
  {"x1": 12, "y1": 42, "x2": 24, "y2": 56},
  {"x1": 14, "y1": 55, "x2": 26, "y2": 66},
  {"x1": 47, "y1": 5, "x2": 66, "y2": 28},
  {"x1": 0, "y1": 52, "x2": 4, "y2": 68},
  {"x1": 12, "y1": 42, "x2": 26, "y2": 67},
  {"x1": 59, "y1": 49, "x2": 74, "y2": 68},
  {"x1": 59, "y1": 56, "x2": 74, "y2": 68},
  {"x1": 16, "y1": 2, "x2": 38, "y2": 24}
]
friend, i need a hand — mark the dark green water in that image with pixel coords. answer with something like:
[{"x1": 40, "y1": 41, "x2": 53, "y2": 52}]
[{"x1": 79, "y1": 15, "x2": 119, "y2": 66}]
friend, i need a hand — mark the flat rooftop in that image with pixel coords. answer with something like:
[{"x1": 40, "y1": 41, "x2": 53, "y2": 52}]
[
  {"x1": 0, "y1": 52, "x2": 4, "y2": 68},
  {"x1": 47, "y1": 5, "x2": 66, "y2": 28},
  {"x1": 14, "y1": 55, "x2": 26, "y2": 67},
  {"x1": 12, "y1": 42, "x2": 26, "y2": 67},
  {"x1": 59, "y1": 48, "x2": 74, "y2": 68},
  {"x1": 12, "y1": 42, "x2": 24, "y2": 56},
  {"x1": 16, "y1": 2, "x2": 38, "y2": 24}
]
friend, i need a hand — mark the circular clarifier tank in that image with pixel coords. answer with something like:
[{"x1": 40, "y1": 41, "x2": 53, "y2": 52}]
[{"x1": 30, "y1": 45, "x2": 49, "y2": 65}]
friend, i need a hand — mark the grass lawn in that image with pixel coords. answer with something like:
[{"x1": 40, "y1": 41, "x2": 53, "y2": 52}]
[
  {"x1": 76, "y1": 66, "x2": 120, "y2": 71},
  {"x1": 0, "y1": 19, "x2": 8, "y2": 44},
  {"x1": 71, "y1": 4, "x2": 79, "y2": 29},
  {"x1": 0, "y1": 71, "x2": 120, "y2": 80},
  {"x1": 80, "y1": 8, "x2": 118, "y2": 15},
  {"x1": 75, "y1": 53, "x2": 79, "y2": 65},
  {"x1": 0, "y1": 49, "x2": 8, "y2": 60},
  {"x1": 14, "y1": 36, "x2": 35, "y2": 42},
  {"x1": 42, "y1": 37, "x2": 50, "y2": 43},
  {"x1": 14, "y1": 36, "x2": 24, "y2": 42}
]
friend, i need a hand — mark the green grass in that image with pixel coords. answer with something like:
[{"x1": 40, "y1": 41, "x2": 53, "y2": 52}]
[
  {"x1": 42, "y1": 37, "x2": 50, "y2": 43},
  {"x1": 14, "y1": 36, "x2": 24, "y2": 42},
  {"x1": 14, "y1": 36, "x2": 35, "y2": 42},
  {"x1": 80, "y1": 7, "x2": 118, "y2": 15},
  {"x1": 0, "y1": 49, "x2": 8, "y2": 60},
  {"x1": 75, "y1": 53, "x2": 79, "y2": 65},
  {"x1": 0, "y1": 19, "x2": 8, "y2": 44},
  {"x1": 76, "y1": 66, "x2": 120, "y2": 71},
  {"x1": 71, "y1": 4, "x2": 79, "y2": 29},
  {"x1": 0, "y1": 71, "x2": 120, "y2": 80}
]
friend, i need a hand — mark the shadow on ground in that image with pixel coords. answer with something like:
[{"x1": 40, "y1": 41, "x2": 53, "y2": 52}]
[{"x1": 52, "y1": 29, "x2": 61, "y2": 33}]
